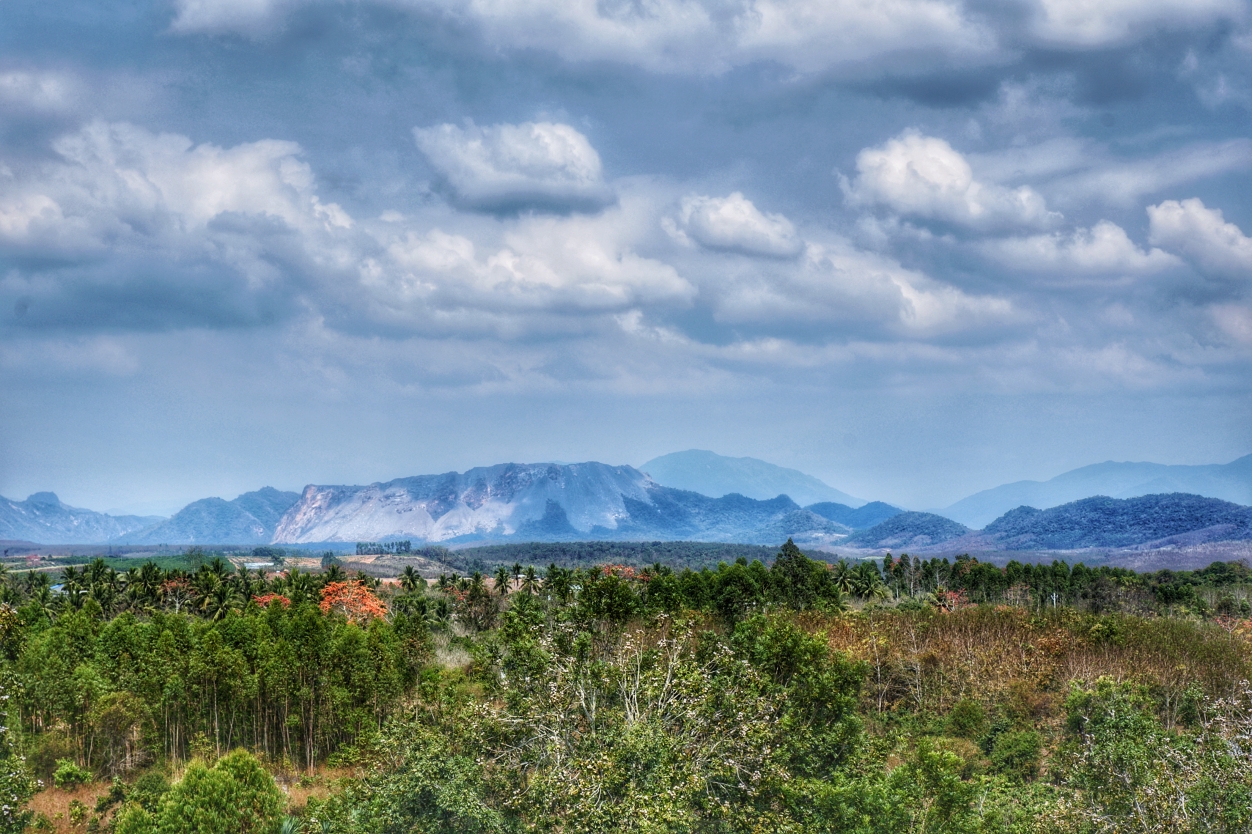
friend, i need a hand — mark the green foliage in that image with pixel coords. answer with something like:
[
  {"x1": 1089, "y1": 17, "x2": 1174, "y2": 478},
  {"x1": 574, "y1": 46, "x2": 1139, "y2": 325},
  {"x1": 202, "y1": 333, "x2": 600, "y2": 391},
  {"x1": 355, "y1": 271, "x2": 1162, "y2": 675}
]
[
  {"x1": 119, "y1": 751, "x2": 285, "y2": 834},
  {"x1": 989, "y1": 730, "x2": 1041, "y2": 782},
  {"x1": 53, "y1": 758, "x2": 92, "y2": 788},
  {"x1": 945, "y1": 699, "x2": 988, "y2": 740}
]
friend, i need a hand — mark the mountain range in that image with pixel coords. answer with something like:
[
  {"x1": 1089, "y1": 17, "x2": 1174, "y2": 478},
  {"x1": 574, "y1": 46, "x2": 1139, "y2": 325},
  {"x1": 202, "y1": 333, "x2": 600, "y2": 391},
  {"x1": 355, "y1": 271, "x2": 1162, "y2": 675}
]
[
  {"x1": 4, "y1": 450, "x2": 1251, "y2": 554},
  {"x1": 122, "y1": 488, "x2": 301, "y2": 545},
  {"x1": 0, "y1": 492, "x2": 160, "y2": 545},
  {"x1": 941, "y1": 455, "x2": 1252, "y2": 528},
  {"x1": 844, "y1": 494, "x2": 1252, "y2": 553}
]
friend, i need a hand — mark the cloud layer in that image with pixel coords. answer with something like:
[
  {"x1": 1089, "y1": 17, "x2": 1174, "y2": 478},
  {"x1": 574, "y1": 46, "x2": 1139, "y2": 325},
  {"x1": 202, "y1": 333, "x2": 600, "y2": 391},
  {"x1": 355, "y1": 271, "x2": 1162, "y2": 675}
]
[{"x1": 1, "y1": 0, "x2": 1250, "y2": 513}]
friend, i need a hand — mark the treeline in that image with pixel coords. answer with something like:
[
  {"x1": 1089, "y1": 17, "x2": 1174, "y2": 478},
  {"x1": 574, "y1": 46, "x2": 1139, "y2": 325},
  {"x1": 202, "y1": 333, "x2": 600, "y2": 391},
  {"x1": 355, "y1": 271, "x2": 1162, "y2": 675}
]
[
  {"x1": 438, "y1": 540, "x2": 780, "y2": 574},
  {"x1": 0, "y1": 559, "x2": 434, "y2": 780}
]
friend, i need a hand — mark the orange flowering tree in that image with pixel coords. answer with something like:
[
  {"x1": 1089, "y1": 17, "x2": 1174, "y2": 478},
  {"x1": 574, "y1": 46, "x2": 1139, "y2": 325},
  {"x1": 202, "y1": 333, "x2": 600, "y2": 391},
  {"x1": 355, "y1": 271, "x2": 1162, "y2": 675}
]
[
  {"x1": 253, "y1": 593, "x2": 291, "y2": 608},
  {"x1": 319, "y1": 580, "x2": 388, "y2": 623}
]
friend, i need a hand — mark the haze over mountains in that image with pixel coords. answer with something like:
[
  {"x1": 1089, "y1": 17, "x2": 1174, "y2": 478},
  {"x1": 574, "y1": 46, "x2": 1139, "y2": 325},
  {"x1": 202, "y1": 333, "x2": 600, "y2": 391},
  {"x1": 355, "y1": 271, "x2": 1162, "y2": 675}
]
[
  {"x1": 0, "y1": 492, "x2": 159, "y2": 545},
  {"x1": 640, "y1": 451, "x2": 864, "y2": 508},
  {"x1": 941, "y1": 455, "x2": 1252, "y2": 528},
  {"x1": 2, "y1": 451, "x2": 1250, "y2": 557}
]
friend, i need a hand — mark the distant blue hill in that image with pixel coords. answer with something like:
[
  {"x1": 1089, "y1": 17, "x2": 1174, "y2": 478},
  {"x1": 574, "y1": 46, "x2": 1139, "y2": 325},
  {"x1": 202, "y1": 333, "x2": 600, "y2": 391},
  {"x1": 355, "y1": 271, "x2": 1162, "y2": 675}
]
[
  {"x1": 840, "y1": 493, "x2": 1252, "y2": 553},
  {"x1": 942, "y1": 455, "x2": 1252, "y2": 528},
  {"x1": 842, "y1": 512, "x2": 970, "y2": 549},
  {"x1": 806, "y1": 501, "x2": 902, "y2": 529},
  {"x1": 0, "y1": 492, "x2": 159, "y2": 544},
  {"x1": 981, "y1": 493, "x2": 1252, "y2": 550},
  {"x1": 641, "y1": 450, "x2": 863, "y2": 508},
  {"x1": 116, "y1": 487, "x2": 300, "y2": 545}
]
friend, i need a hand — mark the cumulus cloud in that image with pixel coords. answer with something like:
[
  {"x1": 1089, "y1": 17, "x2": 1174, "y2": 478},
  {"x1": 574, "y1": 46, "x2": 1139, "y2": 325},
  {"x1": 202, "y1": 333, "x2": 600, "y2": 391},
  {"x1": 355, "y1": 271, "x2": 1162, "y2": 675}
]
[
  {"x1": 0, "y1": 122, "x2": 354, "y2": 329},
  {"x1": 414, "y1": 121, "x2": 613, "y2": 214},
  {"x1": 665, "y1": 192, "x2": 802, "y2": 257},
  {"x1": 1148, "y1": 197, "x2": 1252, "y2": 281},
  {"x1": 373, "y1": 192, "x2": 694, "y2": 321},
  {"x1": 844, "y1": 131, "x2": 1060, "y2": 232},
  {"x1": 982, "y1": 221, "x2": 1180, "y2": 275},
  {"x1": 711, "y1": 236, "x2": 1015, "y2": 337}
]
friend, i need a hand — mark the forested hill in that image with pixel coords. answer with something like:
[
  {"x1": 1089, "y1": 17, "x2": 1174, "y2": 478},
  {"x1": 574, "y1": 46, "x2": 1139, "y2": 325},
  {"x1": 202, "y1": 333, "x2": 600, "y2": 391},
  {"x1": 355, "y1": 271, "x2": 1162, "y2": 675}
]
[
  {"x1": 843, "y1": 512, "x2": 971, "y2": 549},
  {"x1": 981, "y1": 492, "x2": 1252, "y2": 549},
  {"x1": 434, "y1": 540, "x2": 780, "y2": 574},
  {"x1": 843, "y1": 492, "x2": 1252, "y2": 553}
]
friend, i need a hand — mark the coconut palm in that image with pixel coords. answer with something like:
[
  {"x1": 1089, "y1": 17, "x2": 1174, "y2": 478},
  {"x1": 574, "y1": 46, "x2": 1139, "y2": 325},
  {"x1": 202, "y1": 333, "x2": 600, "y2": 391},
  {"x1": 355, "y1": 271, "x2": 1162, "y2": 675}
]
[{"x1": 494, "y1": 566, "x2": 511, "y2": 597}]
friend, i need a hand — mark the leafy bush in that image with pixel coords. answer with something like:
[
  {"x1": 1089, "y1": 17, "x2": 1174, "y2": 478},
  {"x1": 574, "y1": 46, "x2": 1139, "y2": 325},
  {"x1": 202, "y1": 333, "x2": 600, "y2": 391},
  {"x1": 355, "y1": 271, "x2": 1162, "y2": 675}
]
[
  {"x1": 945, "y1": 698, "x2": 988, "y2": 740},
  {"x1": 989, "y1": 730, "x2": 1042, "y2": 781},
  {"x1": 53, "y1": 759, "x2": 92, "y2": 789}
]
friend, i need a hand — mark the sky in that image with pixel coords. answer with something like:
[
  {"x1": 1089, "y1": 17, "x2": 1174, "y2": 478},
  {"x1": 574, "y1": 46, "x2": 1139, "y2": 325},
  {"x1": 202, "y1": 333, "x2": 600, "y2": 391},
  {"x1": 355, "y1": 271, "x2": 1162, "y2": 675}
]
[{"x1": 1, "y1": 0, "x2": 1251, "y2": 515}]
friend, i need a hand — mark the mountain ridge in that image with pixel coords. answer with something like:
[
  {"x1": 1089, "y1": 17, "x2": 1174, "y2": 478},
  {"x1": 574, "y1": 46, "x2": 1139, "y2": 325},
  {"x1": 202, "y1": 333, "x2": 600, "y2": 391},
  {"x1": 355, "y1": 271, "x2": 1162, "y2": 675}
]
[{"x1": 941, "y1": 455, "x2": 1252, "y2": 527}]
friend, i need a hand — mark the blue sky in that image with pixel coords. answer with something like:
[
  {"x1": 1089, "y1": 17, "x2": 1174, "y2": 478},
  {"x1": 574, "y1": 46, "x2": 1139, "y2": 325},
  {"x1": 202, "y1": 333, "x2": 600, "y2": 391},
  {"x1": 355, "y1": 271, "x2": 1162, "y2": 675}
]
[{"x1": 1, "y1": 0, "x2": 1250, "y2": 515}]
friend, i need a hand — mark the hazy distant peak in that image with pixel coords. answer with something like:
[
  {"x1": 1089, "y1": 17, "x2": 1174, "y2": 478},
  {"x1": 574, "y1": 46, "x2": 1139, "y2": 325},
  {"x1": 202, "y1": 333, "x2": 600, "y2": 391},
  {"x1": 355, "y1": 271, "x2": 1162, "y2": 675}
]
[
  {"x1": 941, "y1": 454, "x2": 1252, "y2": 528},
  {"x1": 26, "y1": 492, "x2": 61, "y2": 506},
  {"x1": 640, "y1": 450, "x2": 863, "y2": 508}
]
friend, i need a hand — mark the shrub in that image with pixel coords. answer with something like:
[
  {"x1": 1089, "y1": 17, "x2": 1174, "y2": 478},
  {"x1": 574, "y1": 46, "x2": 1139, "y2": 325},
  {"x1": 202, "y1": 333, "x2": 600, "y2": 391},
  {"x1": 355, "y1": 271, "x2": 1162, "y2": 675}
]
[
  {"x1": 54, "y1": 759, "x2": 93, "y2": 789},
  {"x1": 945, "y1": 698, "x2": 988, "y2": 740},
  {"x1": 989, "y1": 730, "x2": 1042, "y2": 782}
]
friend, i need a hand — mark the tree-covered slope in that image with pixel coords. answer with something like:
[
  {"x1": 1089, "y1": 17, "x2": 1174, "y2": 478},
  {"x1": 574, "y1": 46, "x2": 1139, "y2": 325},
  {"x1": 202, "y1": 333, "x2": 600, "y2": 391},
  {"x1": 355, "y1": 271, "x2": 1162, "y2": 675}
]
[
  {"x1": 842, "y1": 511, "x2": 970, "y2": 549},
  {"x1": 982, "y1": 493, "x2": 1252, "y2": 549}
]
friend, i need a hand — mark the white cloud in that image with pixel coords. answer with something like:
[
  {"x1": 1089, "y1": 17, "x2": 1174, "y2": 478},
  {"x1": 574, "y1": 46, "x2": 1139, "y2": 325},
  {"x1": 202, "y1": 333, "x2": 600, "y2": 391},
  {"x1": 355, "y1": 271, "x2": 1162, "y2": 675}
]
[
  {"x1": 0, "y1": 122, "x2": 356, "y2": 327},
  {"x1": 665, "y1": 192, "x2": 802, "y2": 257},
  {"x1": 414, "y1": 121, "x2": 613, "y2": 213},
  {"x1": 712, "y1": 236, "x2": 1015, "y2": 336},
  {"x1": 1050, "y1": 140, "x2": 1252, "y2": 208},
  {"x1": 404, "y1": 0, "x2": 995, "y2": 75},
  {"x1": 1148, "y1": 198, "x2": 1252, "y2": 280},
  {"x1": 170, "y1": 0, "x2": 287, "y2": 34},
  {"x1": 0, "y1": 120, "x2": 351, "y2": 252},
  {"x1": 983, "y1": 221, "x2": 1179, "y2": 275},
  {"x1": 1030, "y1": 0, "x2": 1245, "y2": 46},
  {"x1": 376, "y1": 192, "x2": 694, "y2": 318},
  {"x1": 844, "y1": 131, "x2": 1060, "y2": 232},
  {"x1": 0, "y1": 71, "x2": 76, "y2": 112}
]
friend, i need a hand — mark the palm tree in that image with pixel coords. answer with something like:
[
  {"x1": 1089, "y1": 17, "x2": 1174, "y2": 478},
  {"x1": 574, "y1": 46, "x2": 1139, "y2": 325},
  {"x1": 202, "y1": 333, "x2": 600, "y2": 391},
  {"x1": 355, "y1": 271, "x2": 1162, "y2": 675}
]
[
  {"x1": 400, "y1": 566, "x2": 422, "y2": 594},
  {"x1": 831, "y1": 561, "x2": 855, "y2": 596},
  {"x1": 494, "y1": 566, "x2": 512, "y2": 597},
  {"x1": 522, "y1": 565, "x2": 539, "y2": 596}
]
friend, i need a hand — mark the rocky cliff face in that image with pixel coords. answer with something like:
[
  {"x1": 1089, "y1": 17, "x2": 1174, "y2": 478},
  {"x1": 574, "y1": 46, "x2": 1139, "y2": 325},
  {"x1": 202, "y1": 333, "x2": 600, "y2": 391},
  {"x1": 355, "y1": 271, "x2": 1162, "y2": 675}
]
[
  {"x1": 0, "y1": 492, "x2": 160, "y2": 544},
  {"x1": 272, "y1": 462, "x2": 848, "y2": 546},
  {"x1": 273, "y1": 463, "x2": 654, "y2": 543}
]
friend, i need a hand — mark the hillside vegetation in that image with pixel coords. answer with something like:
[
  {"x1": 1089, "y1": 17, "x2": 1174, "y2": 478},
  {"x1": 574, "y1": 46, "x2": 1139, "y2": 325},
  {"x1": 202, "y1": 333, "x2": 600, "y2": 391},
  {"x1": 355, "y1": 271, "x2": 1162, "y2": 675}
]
[{"x1": 1, "y1": 544, "x2": 1251, "y2": 832}]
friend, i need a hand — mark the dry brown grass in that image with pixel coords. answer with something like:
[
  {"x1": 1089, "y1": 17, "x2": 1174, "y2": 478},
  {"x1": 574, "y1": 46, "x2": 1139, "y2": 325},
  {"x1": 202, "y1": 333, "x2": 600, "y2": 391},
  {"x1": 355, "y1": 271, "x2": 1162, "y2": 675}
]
[
  {"x1": 27, "y1": 783, "x2": 109, "y2": 834},
  {"x1": 807, "y1": 606, "x2": 1252, "y2": 723}
]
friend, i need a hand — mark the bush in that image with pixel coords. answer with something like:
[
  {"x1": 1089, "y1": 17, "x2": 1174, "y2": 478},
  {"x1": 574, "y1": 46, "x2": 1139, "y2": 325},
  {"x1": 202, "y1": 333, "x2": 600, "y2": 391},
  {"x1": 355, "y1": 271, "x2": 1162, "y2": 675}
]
[
  {"x1": 989, "y1": 730, "x2": 1042, "y2": 782},
  {"x1": 54, "y1": 759, "x2": 93, "y2": 789},
  {"x1": 945, "y1": 698, "x2": 988, "y2": 740}
]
